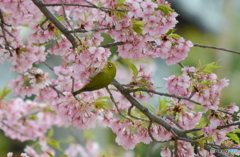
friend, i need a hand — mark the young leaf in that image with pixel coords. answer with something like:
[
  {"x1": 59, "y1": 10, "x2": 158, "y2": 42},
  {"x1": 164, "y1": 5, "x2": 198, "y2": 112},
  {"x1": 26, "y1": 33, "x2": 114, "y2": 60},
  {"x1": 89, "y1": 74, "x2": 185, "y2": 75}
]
[
  {"x1": 45, "y1": 152, "x2": 54, "y2": 157},
  {"x1": 0, "y1": 86, "x2": 12, "y2": 99},
  {"x1": 47, "y1": 127, "x2": 54, "y2": 138},
  {"x1": 159, "y1": 98, "x2": 168, "y2": 110},
  {"x1": 132, "y1": 21, "x2": 146, "y2": 35},
  {"x1": 227, "y1": 133, "x2": 240, "y2": 144},
  {"x1": 94, "y1": 100, "x2": 108, "y2": 110},
  {"x1": 170, "y1": 34, "x2": 181, "y2": 38},
  {"x1": 128, "y1": 62, "x2": 138, "y2": 77},
  {"x1": 47, "y1": 139, "x2": 62, "y2": 151},
  {"x1": 157, "y1": 4, "x2": 174, "y2": 15},
  {"x1": 199, "y1": 62, "x2": 220, "y2": 74},
  {"x1": 121, "y1": 59, "x2": 139, "y2": 77},
  {"x1": 117, "y1": 0, "x2": 126, "y2": 5},
  {"x1": 200, "y1": 80, "x2": 212, "y2": 85},
  {"x1": 97, "y1": 96, "x2": 110, "y2": 100}
]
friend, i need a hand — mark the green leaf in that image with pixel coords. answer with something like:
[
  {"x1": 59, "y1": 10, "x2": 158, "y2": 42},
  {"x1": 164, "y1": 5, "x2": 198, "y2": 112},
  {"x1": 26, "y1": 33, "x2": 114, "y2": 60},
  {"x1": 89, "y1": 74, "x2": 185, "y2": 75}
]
[
  {"x1": 166, "y1": 29, "x2": 176, "y2": 36},
  {"x1": 47, "y1": 127, "x2": 54, "y2": 138},
  {"x1": 196, "y1": 139, "x2": 205, "y2": 148},
  {"x1": 115, "y1": 12, "x2": 125, "y2": 19},
  {"x1": 128, "y1": 62, "x2": 138, "y2": 77},
  {"x1": 159, "y1": 98, "x2": 167, "y2": 110},
  {"x1": 117, "y1": 0, "x2": 126, "y2": 5},
  {"x1": 199, "y1": 62, "x2": 220, "y2": 74},
  {"x1": 187, "y1": 133, "x2": 196, "y2": 137},
  {"x1": 28, "y1": 115, "x2": 38, "y2": 120},
  {"x1": 45, "y1": 152, "x2": 54, "y2": 157},
  {"x1": 132, "y1": 20, "x2": 146, "y2": 35},
  {"x1": 196, "y1": 136, "x2": 213, "y2": 148},
  {"x1": 84, "y1": 130, "x2": 94, "y2": 140},
  {"x1": 120, "y1": 59, "x2": 139, "y2": 77},
  {"x1": 200, "y1": 80, "x2": 212, "y2": 85},
  {"x1": 157, "y1": 4, "x2": 174, "y2": 15},
  {"x1": 0, "y1": 86, "x2": 11, "y2": 99},
  {"x1": 170, "y1": 34, "x2": 181, "y2": 38},
  {"x1": 234, "y1": 128, "x2": 240, "y2": 133},
  {"x1": 97, "y1": 96, "x2": 110, "y2": 100},
  {"x1": 94, "y1": 100, "x2": 108, "y2": 110},
  {"x1": 56, "y1": 16, "x2": 65, "y2": 22},
  {"x1": 47, "y1": 139, "x2": 62, "y2": 151},
  {"x1": 227, "y1": 133, "x2": 240, "y2": 144}
]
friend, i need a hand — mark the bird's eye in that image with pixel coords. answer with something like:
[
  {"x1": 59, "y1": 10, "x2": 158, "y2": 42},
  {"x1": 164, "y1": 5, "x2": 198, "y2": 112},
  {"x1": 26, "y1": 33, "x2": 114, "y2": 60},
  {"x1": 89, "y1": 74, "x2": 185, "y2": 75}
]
[{"x1": 108, "y1": 64, "x2": 112, "y2": 67}]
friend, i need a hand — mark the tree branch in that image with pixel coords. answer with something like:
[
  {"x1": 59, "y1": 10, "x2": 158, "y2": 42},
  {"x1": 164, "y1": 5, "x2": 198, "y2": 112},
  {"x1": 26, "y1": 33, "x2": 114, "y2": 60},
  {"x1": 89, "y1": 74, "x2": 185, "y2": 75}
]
[
  {"x1": 105, "y1": 86, "x2": 133, "y2": 124},
  {"x1": 129, "y1": 88, "x2": 201, "y2": 105},
  {"x1": 0, "y1": 9, "x2": 13, "y2": 57},
  {"x1": 1, "y1": 121, "x2": 35, "y2": 138},
  {"x1": 217, "y1": 109, "x2": 240, "y2": 118},
  {"x1": 32, "y1": 0, "x2": 77, "y2": 48},
  {"x1": 102, "y1": 41, "x2": 125, "y2": 48},
  {"x1": 68, "y1": 26, "x2": 115, "y2": 33},
  {"x1": 128, "y1": 105, "x2": 149, "y2": 122},
  {"x1": 43, "y1": 3, "x2": 128, "y2": 12},
  {"x1": 194, "y1": 43, "x2": 240, "y2": 55},
  {"x1": 112, "y1": 79, "x2": 229, "y2": 157}
]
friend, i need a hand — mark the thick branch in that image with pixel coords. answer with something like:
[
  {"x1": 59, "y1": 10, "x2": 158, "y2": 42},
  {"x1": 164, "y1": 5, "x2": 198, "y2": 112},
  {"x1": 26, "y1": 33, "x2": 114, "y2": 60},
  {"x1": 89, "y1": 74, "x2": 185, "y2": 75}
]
[
  {"x1": 32, "y1": 0, "x2": 77, "y2": 48},
  {"x1": 112, "y1": 79, "x2": 229, "y2": 157}
]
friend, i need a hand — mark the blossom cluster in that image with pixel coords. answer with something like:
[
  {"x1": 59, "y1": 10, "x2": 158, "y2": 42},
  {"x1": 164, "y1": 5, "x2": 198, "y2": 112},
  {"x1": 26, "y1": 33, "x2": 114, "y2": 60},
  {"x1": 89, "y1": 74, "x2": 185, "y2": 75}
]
[
  {"x1": 0, "y1": 98, "x2": 64, "y2": 142},
  {"x1": 165, "y1": 66, "x2": 229, "y2": 111},
  {"x1": 0, "y1": 0, "x2": 238, "y2": 156}
]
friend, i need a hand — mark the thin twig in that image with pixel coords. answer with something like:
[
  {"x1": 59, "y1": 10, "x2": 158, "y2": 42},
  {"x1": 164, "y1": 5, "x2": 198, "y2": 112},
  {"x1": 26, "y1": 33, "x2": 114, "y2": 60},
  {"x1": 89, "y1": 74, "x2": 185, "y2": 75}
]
[
  {"x1": 102, "y1": 41, "x2": 125, "y2": 48},
  {"x1": 68, "y1": 26, "x2": 115, "y2": 33},
  {"x1": 164, "y1": 115, "x2": 184, "y2": 129},
  {"x1": 3, "y1": 27, "x2": 15, "y2": 37},
  {"x1": 129, "y1": 88, "x2": 201, "y2": 105},
  {"x1": 178, "y1": 62, "x2": 184, "y2": 68},
  {"x1": 49, "y1": 84, "x2": 65, "y2": 97},
  {"x1": 128, "y1": 105, "x2": 149, "y2": 122},
  {"x1": 61, "y1": 0, "x2": 81, "y2": 43},
  {"x1": 83, "y1": 0, "x2": 105, "y2": 12},
  {"x1": 147, "y1": 120, "x2": 171, "y2": 143},
  {"x1": 207, "y1": 143, "x2": 240, "y2": 150},
  {"x1": 1, "y1": 121, "x2": 35, "y2": 138},
  {"x1": 43, "y1": 61, "x2": 54, "y2": 71},
  {"x1": 71, "y1": 76, "x2": 75, "y2": 93},
  {"x1": 19, "y1": 109, "x2": 42, "y2": 120},
  {"x1": 194, "y1": 43, "x2": 240, "y2": 55},
  {"x1": 105, "y1": 86, "x2": 134, "y2": 124},
  {"x1": 0, "y1": 9, "x2": 13, "y2": 56},
  {"x1": 217, "y1": 109, "x2": 240, "y2": 118},
  {"x1": 32, "y1": 0, "x2": 77, "y2": 48},
  {"x1": 216, "y1": 121, "x2": 240, "y2": 130},
  {"x1": 43, "y1": 3, "x2": 128, "y2": 12},
  {"x1": 174, "y1": 138, "x2": 179, "y2": 157},
  {"x1": 39, "y1": 18, "x2": 48, "y2": 30},
  {"x1": 185, "y1": 121, "x2": 240, "y2": 133}
]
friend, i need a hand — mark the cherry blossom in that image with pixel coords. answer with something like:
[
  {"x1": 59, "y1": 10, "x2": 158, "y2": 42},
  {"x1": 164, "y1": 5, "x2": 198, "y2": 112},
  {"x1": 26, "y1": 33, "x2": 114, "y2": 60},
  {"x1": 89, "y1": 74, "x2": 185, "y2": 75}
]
[{"x1": 0, "y1": 0, "x2": 239, "y2": 156}]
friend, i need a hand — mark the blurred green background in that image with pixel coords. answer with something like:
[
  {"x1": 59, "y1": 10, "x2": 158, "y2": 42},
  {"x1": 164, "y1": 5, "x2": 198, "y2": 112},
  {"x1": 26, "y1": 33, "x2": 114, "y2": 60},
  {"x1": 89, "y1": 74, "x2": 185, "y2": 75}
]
[{"x1": 1, "y1": 0, "x2": 240, "y2": 156}]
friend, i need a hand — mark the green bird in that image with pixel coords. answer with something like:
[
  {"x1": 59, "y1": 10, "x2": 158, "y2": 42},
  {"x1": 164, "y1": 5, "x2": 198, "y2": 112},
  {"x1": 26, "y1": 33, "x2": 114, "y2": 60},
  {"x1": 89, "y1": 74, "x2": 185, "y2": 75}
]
[{"x1": 72, "y1": 62, "x2": 116, "y2": 96}]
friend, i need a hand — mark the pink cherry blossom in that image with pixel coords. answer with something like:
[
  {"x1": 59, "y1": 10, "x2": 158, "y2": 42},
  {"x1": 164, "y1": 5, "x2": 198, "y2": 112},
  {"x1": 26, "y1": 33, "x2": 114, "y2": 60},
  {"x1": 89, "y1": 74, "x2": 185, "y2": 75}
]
[{"x1": 161, "y1": 147, "x2": 171, "y2": 157}]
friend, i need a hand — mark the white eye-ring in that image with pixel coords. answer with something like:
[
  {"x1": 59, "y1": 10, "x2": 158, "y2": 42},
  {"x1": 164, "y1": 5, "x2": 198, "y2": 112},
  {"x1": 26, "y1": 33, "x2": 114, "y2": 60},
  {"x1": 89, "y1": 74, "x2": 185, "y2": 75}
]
[{"x1": 109, "y1": 64, "x2": 112, "y2": 67}]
